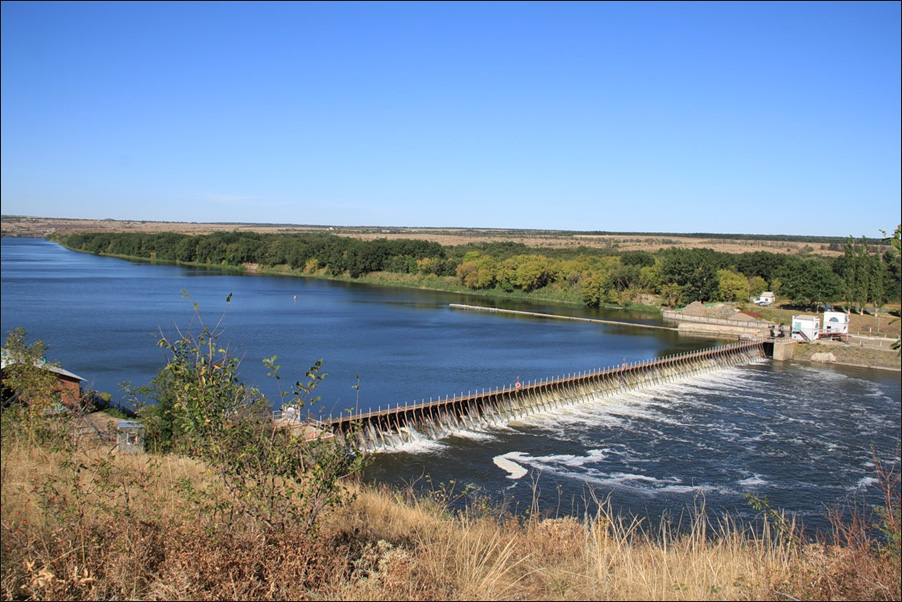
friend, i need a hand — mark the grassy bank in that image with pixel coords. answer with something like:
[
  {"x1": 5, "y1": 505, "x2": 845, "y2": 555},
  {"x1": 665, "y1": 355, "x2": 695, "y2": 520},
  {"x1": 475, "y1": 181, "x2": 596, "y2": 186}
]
[
  {"x1": 62, "y1": 242, "x2": 656, "y2": 313},
  {"x1": 255, "y1": 265, "x2": 593, "y2": 307},
  {"x1": 2, "y1": 416, "x2": 899, "y2": 601}
]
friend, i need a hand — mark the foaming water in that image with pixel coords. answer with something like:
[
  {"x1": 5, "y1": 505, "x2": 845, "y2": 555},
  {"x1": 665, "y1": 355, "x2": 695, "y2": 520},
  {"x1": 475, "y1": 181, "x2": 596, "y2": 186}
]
[
  {"x1": 492, "y1": 452, "x2": 529, "y2": 479},
  {"x1": 379, "y1": 429, "x2": 448, "y2": 455},
  {"x1": 366, "y1": 361, "x2": 900, "y2": 534}
]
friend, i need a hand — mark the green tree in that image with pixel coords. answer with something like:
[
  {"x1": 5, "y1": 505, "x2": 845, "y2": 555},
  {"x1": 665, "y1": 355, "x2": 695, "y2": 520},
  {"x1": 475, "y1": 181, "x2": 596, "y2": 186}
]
[
  {"x1": 581, "y1": 271, "x2": 615, "y2": 307},
  {"x1": 456, "y1": 255, "x2": 498, "y2": 289},
  {"x1": 842, "y1": 237, "x2": 870, "y2": 313},
  {"x1": 501, "y1": 255, "x2": 559, "y2": 292},
  {"x1": 716, "y1": 269, "x2": 750, "y2": 303},
  {"x1": 659, "y1": 248, "x2": 721, "y2": 303},
  {"x1": 620, "y1": 251, "x2": 655, "y2": 267},
  {"x1": 660, "y1": 282, "x2": 683, "y2": 309},
  {"x1": 734, "y1": 251, "x2": 788, "y2": 283},
  {"x1": 869, "y1": 250, "x2": 886, "y2": 333},
  {"x1": 638, "y1": 264, "x2": 662, "y2": 294},
  {"x1": 882, "y1": 224, "x2": 901, "y2": 355},
  {"x1": 2, "y1": 328, "x2": 59, "y2": 406},
  {"x1": 839, "y1": 235, "x2": 890, "y2": 315},
  {"x1": 774, "y1": 256, "x2": 842, "y2": 308},
  {"x1": 748, "y1": 275, "x2": 769, "y2": 299}
]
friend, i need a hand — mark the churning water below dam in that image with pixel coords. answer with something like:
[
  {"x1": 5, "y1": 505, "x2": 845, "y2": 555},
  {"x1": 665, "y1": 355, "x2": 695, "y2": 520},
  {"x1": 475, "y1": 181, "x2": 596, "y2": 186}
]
[{"x1": 363, "y1": 358, "x2": 900, "y2": 534}]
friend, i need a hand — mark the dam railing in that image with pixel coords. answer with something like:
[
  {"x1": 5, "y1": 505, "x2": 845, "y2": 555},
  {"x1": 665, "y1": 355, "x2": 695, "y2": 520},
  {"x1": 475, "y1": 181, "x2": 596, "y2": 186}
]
[{"x1": 312, "y1": 339, "x2": 766, "y2": 452}]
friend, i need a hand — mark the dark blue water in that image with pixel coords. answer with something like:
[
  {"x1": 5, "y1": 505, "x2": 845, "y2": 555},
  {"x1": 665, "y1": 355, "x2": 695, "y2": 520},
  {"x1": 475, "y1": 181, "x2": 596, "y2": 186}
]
[
  {"x1": 0, "y1": 238, "x2": 704, "y2": 415},
  {"x1": 3, "y1": 237, "x2": 900, "y2": 534}
]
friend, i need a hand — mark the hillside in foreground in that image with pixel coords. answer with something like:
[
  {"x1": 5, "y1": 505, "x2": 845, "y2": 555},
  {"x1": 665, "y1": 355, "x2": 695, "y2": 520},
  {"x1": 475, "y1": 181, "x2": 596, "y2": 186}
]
[{"x1": 2, "y1": 417, "x2": 900, "y2": 601}]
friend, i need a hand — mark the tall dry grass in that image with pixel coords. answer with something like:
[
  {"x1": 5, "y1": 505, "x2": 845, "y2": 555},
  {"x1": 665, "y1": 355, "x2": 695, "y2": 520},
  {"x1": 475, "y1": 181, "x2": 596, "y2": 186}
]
[
  {"x1": 2, "y1": 425, "x2": 899, "y2": 601},
  {"x1": 583, "y1": 505, "x2": 796, "y2": 600}
]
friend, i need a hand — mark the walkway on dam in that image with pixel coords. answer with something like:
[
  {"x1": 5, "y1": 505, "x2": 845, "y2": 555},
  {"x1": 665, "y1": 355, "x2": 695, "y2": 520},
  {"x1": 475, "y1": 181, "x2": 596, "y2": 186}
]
[
  {"x1": 449, "y1": 303, "x2": 680, "y2": 332},
  {"x1": 307, "y1": 339, "x2": 766, "y2": 452}
]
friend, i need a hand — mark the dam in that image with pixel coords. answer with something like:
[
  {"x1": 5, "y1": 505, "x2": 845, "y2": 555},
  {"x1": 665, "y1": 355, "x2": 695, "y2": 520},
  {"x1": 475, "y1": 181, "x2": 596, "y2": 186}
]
[{"x1": 311, "y1": 339, "x2": 767, "y2": 452}]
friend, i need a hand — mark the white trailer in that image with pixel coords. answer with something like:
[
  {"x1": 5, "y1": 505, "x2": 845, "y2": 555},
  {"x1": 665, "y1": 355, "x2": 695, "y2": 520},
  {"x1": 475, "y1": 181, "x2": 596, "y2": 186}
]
[
  {"x1": 791, "y1": 315, "x2": 820, "y2": 341},
  {"x1": 821, "y1": 311, "x2": 850, "y2": 341},
  {"x1": 790, "y1": 311, "x2": 851, "y2": 343}
]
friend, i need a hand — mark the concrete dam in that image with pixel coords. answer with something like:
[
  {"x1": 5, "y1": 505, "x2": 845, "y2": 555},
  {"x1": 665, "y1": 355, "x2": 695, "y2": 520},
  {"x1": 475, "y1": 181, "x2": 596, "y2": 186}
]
[{"x1": 316, "y1": 339, "x2": 766, "y2": 452}]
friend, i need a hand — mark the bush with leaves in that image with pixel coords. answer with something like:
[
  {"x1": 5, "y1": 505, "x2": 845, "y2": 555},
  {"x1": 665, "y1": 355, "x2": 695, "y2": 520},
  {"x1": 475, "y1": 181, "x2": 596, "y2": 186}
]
[{"x1": 130, "y1": 292, "x2": 367, "y2": 532}]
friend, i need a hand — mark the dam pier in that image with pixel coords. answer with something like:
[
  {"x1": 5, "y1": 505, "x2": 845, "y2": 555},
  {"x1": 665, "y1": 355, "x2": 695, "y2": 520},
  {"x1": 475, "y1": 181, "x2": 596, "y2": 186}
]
[{"x1": 311, "y1": 339, "x2": 766, "y2": 452}]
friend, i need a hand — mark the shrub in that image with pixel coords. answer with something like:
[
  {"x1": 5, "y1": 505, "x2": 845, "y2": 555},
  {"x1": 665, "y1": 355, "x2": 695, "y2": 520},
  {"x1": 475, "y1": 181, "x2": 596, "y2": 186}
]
[{"x1": 130, "y1": 292, "x2": 366, "y2": 532}]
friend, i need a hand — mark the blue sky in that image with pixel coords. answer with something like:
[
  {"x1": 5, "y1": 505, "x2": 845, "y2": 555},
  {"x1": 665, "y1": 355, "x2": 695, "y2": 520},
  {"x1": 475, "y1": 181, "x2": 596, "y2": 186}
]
[{"x1": 2, "y1": 1, "x2": 899, "y2": 237}]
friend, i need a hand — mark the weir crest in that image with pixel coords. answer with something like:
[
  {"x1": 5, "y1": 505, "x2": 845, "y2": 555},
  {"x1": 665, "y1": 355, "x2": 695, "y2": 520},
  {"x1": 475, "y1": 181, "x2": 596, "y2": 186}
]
[{"x1": 318, "y1": 340, "x2": 766, "y2": 453}]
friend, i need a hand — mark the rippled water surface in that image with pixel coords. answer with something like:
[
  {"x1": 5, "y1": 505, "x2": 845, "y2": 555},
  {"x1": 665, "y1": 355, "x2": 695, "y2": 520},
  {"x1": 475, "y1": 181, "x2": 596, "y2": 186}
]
[
  {"x1": 365, "y1": 360, "x2": 900, "y2": 533},
  {"x1": 3, "y1": 237, "x2": 899, "y2": 532}
]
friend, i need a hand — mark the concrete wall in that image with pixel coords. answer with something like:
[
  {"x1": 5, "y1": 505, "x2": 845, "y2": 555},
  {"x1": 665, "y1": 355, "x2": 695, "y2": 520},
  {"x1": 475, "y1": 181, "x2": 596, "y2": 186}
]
[
  {"x1": 848, "y1": 335, "x2": 898, "y2": 351},
  {"x1": 677, "y1": 322, "x2": 766, "y2": 338},
  {"x1": 767, "y1": 340, "x2": 798, "y2": 361}
]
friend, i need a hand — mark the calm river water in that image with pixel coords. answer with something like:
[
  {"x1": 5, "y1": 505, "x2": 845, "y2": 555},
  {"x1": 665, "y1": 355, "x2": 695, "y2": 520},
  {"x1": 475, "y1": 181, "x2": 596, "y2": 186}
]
[{"x1": 2, "y1": 237, "x2": 899, "y2": 533}]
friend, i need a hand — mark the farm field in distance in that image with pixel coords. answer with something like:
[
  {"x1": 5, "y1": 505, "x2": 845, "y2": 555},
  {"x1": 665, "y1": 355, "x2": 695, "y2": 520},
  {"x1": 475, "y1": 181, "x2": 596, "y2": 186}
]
[{"x1": 0, "y1": 215, "x2": 854, "y2": 257}]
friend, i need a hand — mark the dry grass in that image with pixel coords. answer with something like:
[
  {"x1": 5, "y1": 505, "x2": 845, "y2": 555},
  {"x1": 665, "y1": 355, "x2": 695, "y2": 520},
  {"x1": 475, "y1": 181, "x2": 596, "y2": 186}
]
[
  {"x1": 2, "y1": 427, "x2": 899, "y2": 601},
  {"x1": 583, "y1": 508, "x2": 794, "y2": 600}
]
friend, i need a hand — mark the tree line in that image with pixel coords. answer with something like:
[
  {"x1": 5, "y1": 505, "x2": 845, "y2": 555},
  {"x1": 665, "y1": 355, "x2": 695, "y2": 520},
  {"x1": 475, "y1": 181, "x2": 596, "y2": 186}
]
[{"x1": 53, "y1": 229, "x2": 901, "y2": 311}]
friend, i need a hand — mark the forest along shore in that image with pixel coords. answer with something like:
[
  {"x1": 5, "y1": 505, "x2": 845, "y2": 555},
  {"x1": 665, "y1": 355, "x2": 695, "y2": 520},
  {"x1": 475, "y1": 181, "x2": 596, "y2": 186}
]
[{"x1": 3, "y1": 216, "x2": 898, "y2": 373}]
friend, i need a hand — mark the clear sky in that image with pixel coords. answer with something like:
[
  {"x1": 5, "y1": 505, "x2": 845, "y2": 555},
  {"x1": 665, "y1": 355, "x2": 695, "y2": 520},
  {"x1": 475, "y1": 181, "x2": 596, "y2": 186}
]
[{"x1": 2, "y1": 1, "x2": 900, "y2": 237}]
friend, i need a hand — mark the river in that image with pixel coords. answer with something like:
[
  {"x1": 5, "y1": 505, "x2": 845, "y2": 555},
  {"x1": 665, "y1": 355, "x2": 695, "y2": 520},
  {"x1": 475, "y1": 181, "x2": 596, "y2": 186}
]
[{"x1": 2, "y1": 237, "x2": 899, "y2": 533}]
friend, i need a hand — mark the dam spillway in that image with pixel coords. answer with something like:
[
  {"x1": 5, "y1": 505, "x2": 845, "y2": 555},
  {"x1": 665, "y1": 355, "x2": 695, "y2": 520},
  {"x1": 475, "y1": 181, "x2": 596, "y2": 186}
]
[{"x1": 318, "y1": 340, "x2": 766, "y2": 452}]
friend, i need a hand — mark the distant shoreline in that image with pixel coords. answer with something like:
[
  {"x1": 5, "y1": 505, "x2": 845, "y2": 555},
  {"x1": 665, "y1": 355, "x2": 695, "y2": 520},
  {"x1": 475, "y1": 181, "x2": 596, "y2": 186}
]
[
  {"x1": 0, "y1": 215, "x2": 856, "y2": 257},
  {"x1": 4, "y1": 219, "x2": 898, "y2": 373}
]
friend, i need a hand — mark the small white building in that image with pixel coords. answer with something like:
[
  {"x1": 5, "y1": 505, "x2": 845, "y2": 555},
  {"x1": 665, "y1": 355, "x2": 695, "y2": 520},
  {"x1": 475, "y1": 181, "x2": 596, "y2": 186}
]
[
  {"x1": 790, "y1": 311, "x2": 851, "y2": 342},
  {"x1": 821, "y1": 311, "x2": 850, "y2": 340},
  {"x1": 754, "y1": 292, "x2": 775, "y2": 306},
  {"x1": 791, "y1": 315, "x2": 820, "y2": 341}
]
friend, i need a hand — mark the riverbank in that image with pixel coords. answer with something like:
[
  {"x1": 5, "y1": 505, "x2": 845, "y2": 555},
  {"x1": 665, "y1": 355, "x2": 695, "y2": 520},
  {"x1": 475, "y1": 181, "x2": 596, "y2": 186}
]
[
  {"x1": 46, "y1": 242, "x2": 902, "y2": 372},
  {"x1": 244, "y1": 262, "x2": 596, "y2": 307},
  {"x1": 59, "y1": 241, "x2": 659, "y2": 313},
  {"x1": 188, "y1": 262, "x2": 902, "y2": 372},
  {"x1": 3, "y1": 427, "x2": 899, "y2": 601},
  {"x1": 792, "y1": 340, "x2": 901, "y2": 372}
]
